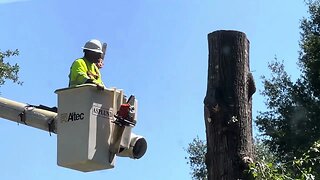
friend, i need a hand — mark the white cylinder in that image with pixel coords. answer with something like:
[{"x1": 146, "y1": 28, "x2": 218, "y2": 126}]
[
  {"x1": 117, "y1": 133, "x2": 147, "y2": 159},
  {"x1": 0, "y1": 97, "x2": 58, "y2": 133}
]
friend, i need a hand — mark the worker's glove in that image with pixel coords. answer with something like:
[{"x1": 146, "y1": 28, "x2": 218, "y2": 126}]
[{"x1": 96, "y1": 84, "x2": 105, "y2": 91}]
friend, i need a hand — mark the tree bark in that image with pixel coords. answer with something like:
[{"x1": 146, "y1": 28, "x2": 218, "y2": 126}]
[{"x1": 204, "y1": 30, "x2": 256, "y2": 180}]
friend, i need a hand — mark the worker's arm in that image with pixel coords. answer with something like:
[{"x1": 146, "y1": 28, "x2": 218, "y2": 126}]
[{"x1": 70, "y1": 60, "x2": 91, "y2": 85}]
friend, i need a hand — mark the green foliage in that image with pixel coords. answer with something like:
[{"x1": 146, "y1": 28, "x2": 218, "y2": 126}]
[
  {"x1": 255, "y1": 1, "x2": 320, "y2": 176},
  {"x1": 248, "y1": 140, "x2": 320, "y2": 180},
  {"x1": 254, "y1": 139, "x2": 277, "y2": 164},
  {"x1": 185, "y1": 137, "x2": 320, "y2": 179},
  {"x1": 256, "y1": 59, "x2": 310, "y2": 161},
  {"x1": 299, "y1": 0, "x2": 320, "y2": 96},
  {"x1": 185, "y1": 137, "x2": 207, "y2": 180},
  {"x1": 0, "y1": 49, "x2": 22, "y2": 88},
  {"x1": 249, "y1": 139, "x2": 294, "y2": 179}
]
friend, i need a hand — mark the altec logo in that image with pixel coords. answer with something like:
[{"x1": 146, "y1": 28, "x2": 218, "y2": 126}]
[{"x1": 60, "y1": 112, "x2": 84, "y2": 123}]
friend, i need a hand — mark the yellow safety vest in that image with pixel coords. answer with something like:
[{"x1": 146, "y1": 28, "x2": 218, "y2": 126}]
[{"x1": 68, "y1": 58, "x2": 104, "y2": 87}]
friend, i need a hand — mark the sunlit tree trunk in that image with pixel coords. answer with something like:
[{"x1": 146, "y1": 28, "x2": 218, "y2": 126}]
[{"x1": 204, "y1": 30, "x2": 256, "y2": 180}]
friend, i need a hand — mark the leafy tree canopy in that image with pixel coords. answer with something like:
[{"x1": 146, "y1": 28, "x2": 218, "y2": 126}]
[
  {"x1": 256, "y1": 0, "x2": 320, "y2": 176},
  {"x1": 185, "y1": 137, "x2": 207, "y2": 180},
  {"x1": 0, "y1": 49, "x2": 22, "y2": 89}
]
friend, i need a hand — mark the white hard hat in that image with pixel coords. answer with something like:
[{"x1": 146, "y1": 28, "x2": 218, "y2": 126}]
[{"x1": 82, "y1": 39, "x2": 103, "y2": 54}]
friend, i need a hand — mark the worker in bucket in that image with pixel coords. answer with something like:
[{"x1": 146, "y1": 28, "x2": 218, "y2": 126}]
[{"x1": 68, "y1": 39, "x2": 105, "y2": 89}]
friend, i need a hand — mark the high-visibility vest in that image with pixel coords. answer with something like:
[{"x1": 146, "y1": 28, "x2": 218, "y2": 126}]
[{"x1": 68, "y1": 58, "x2": 104, "y2": 87}]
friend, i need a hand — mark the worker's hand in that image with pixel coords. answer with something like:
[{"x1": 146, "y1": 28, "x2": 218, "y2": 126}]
[
  {"x1": 96, "y1": 84, "x2": 105, "y2": 91},
  {"x1": 87, "y1": 71, "x2": 99, "y2": 79}
]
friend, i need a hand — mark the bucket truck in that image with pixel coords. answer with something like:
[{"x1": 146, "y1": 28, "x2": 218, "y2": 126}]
[{"x1": 0, "y1": 84, "x2": 147, "y2": 172}]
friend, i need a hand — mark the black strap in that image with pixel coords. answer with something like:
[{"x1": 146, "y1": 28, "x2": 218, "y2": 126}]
[
  {"x1": 48, "y1": 118, "x2": 55, "y2": 136},
  {"x1": 18, "y1": 110, "x2": 27, "y2": 125}
]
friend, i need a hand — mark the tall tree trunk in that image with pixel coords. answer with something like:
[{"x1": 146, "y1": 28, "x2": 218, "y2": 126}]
[{"x1": 204, "y1": 30, "x2": 256, "y2": 180}]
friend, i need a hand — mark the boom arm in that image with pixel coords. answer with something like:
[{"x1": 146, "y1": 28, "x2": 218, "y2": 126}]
[{"x1": 0, "y1": 97, "x2": 58, "y2": 133}]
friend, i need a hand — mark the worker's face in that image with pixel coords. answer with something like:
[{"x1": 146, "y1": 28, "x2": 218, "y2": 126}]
[
  {"x1": 96, "y1": 58, "x2": 104, "y2": 69},
  {"x1": 85, "y1": 50, "x2": 102, "y2": 63}
]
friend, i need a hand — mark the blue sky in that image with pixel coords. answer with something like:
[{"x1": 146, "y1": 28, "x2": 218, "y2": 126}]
[{"x1": 0, "y1": 0, "x2": 308, "y2": 179}]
